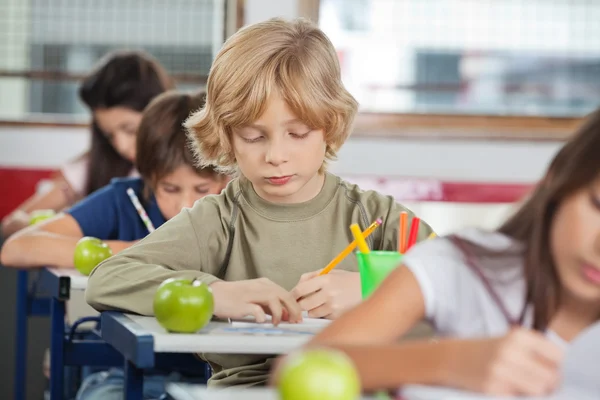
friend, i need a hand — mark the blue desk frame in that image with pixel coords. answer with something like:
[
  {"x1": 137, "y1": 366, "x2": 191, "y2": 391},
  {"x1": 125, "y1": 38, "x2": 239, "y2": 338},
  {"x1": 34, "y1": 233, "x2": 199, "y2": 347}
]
[
  {"x1": 101, "y1": 312, "x2": 210, "y2": 400},
  {"x1": 14, "y1": 269, "x2": 50, "y2": 400},
  {"x1": 37, "y1": 269, "x2": 124, "y2": 400}
]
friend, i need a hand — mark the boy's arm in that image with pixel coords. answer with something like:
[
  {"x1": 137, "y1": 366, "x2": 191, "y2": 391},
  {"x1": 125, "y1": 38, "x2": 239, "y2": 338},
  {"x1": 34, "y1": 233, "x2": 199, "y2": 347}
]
[
  {"x1": 0, "y1": 214, "x2": 135, "y2": 268},
  {"x1": 86, "y1": 202, "x2": 303, "y2": 323},
  {"x1": 1, "y1": 184, "x2": 131, "y2": 269},
  {"x1": 85, "y1": 205, "x2": 227, "y2": 315},
  {"x1": 0, "y1": 214, "x2": 84, "y2": 268}
]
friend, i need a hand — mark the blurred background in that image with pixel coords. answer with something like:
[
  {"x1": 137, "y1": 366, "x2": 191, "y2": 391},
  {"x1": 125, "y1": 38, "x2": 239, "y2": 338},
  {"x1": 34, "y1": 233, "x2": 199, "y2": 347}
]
[{"x1": 1, "y1": 0, "x2": 599, "y2": 398}]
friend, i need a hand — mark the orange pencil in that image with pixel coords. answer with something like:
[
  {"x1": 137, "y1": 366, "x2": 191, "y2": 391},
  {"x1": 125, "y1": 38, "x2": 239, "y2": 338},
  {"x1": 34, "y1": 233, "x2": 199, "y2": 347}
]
[
  {"x1": 399, "y1": 211, "x2": 408, "y2": 253},
  {"x1": 319, "y1": 218, "x2": 383, "y2": 275}
]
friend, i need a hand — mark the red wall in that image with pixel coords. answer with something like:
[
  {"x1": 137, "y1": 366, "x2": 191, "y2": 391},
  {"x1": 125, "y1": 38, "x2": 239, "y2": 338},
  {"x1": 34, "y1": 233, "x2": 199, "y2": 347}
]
[
  {"x1": 0, "y1": 168, "x2": 536, "y2": 220},
  {"x1": 0, "y1": 168, "x2": 56, "y2": 219}
]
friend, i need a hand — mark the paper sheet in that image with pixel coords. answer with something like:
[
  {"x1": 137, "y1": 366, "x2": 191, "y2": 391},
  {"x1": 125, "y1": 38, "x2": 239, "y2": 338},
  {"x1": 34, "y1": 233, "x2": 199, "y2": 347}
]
[
  {"x1": 400, "y1": 322, "x2": 600, "y2": 400},
  {"x1": 209, "y1": 312, "x2": 329, "y2": 336}
]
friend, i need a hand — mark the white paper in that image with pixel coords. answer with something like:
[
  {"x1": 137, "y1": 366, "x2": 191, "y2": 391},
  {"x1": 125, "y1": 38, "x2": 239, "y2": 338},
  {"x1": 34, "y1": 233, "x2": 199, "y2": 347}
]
[
  {"x1": 400, "y1": 322, "x2": 600, "y2": 400},
  {"x1": 558, "y1": 321, "x2": 599, "y2": 396}
]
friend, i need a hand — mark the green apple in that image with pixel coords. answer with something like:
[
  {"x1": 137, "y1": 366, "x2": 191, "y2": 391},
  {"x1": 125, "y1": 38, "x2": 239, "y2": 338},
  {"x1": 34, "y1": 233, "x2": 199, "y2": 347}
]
[
  {"x1": 153, "y1": 279, "x2": 214, "y2": 333},
  {"x1": 73, "y1": 237, "x2": 113, "y2": 275},
  {"x1": 278, "y1": 348, "x2": 361, "y2": 400},
  {"x1": 29, "y1": 209, "x2": 56, "y2": 225}
]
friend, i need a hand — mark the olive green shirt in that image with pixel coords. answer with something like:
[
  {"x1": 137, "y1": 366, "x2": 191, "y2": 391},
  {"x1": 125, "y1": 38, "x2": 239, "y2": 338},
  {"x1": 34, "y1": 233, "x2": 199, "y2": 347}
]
[{"x1": 86, "y1": 172, "x2": 434, "y2": 386}]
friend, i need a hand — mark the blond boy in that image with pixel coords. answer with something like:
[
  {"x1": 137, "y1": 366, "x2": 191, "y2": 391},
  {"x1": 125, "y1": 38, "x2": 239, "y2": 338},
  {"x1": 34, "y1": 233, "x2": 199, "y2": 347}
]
[{"x1": 86, "y1": 17, "x2": 434, "y2": 387}]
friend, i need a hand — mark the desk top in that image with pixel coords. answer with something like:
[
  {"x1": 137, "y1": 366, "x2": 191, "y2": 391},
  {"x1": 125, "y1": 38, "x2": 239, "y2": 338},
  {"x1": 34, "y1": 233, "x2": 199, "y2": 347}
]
[
  {"x1": 45, "y1": 267, "x2": 88, "y2": 290},
  {"x1": 166, "y1": 383, "x2": 380, "y2": 400},
  {"x1": 131, "y1": 314, "x2": 325, "y2": 353},
  {"x1": 166, "y1": 383, "x2": 589, "y2": 400},
  {"x1": 101, "y1": 312, "x2": 329, "y2": 367}
]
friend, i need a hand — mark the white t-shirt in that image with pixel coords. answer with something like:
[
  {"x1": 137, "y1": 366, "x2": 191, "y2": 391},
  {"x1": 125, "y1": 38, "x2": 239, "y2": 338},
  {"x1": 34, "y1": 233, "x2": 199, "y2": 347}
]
[
  {"x1": 60, "y1": 155, "x2": 139, "y2": 196},
  {"x1": 61, "y1": 156, "x2": 90, "y2": 196},
  {"x1": 403, "y1": 227, "x2": 568, "y2": 347}
]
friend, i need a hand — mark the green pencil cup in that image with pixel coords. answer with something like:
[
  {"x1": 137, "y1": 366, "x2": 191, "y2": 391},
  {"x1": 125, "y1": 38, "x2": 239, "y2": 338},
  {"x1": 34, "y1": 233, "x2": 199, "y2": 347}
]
[{"x1": 356, "y1": 251, "x2": 403, "y2": 298}]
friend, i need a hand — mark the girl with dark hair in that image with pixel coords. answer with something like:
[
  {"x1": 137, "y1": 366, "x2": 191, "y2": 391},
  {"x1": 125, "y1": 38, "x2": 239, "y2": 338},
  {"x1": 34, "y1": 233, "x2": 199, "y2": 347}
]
[
  {"x1": 298, "y1": 110, "x2": 600, "y2": 397},
  {"x1": 1, "y1": 50, "x2": 173, "y2": 238}
]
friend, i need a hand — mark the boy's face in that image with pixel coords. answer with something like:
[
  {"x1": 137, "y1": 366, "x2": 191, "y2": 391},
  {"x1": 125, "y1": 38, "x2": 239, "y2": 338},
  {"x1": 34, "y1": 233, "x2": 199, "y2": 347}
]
[
  {"x1": 154, "y1": 165, "x2": 225, "y2": 219},
  {"x1": 231, "y1": 91, "x2": 327, "y2": 204}
]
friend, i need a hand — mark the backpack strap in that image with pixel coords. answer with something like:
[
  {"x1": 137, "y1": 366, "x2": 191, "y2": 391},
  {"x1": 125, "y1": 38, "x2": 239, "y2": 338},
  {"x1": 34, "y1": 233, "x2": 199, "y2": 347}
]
[{"x1": 449, "y1": 235, "x2": 526, "y2": 326}]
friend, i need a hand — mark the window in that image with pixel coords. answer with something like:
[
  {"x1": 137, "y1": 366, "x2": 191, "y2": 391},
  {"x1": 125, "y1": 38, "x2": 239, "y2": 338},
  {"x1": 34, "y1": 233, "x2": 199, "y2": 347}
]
[
  {"x1": 319, "y1": 0, "x2": 600, "y2": 117},
  {"x1": 0, "y1": 0, "x2": 225, "y2": 119}
]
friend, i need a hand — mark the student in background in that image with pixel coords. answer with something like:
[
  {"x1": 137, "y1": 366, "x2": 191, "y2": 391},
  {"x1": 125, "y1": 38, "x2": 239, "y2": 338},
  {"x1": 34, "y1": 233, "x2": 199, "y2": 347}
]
[
  {"x1": 300, "y1": 109, "x2": 600, "y2": 397},
  {"x1": 0, "y1": 50, "x2": 173, "y2": 239},
  {"x1": 0, "y1": 90, "x2": 227, "y2": 269},
  {"x1": 84, "y1": 17, "x2": 434, "y2": 389},
  {"x1": 2, "y1": 90, "x2": 227, "y2": 400}
]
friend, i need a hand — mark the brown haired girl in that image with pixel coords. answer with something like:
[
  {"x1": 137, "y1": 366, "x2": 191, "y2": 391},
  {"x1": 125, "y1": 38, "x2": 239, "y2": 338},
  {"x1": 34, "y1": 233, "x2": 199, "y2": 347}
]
[
  {"x1": 1, "y1": 50, "x2": 173, "y2": 238},
  {"x1": 302, "y1": 110, "x2": 600, "y2": 397}
]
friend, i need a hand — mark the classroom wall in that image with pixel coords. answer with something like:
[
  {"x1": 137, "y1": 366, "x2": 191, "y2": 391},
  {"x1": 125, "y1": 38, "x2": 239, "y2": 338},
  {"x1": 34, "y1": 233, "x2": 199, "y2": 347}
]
[
  {"x1": 0, "y1": 124, "x2": 562, "y2": 218},
  {"x1": 0, "y1": 125, "x2": 562, "y2": 180}
]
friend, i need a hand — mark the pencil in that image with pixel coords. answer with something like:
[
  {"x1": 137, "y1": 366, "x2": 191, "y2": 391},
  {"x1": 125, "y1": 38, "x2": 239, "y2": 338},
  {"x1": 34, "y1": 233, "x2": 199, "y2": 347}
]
[
  {"x1": 428, "y1": 232, "x2": 437, "y2": 240},
  {"x1": 350, "y1": 223, "x2": 370, "y2": 254},
  {"x1": 319, "y1": 218, "x2": 382, "y2": 275},
  {"x1": 406, "y1": 216, "x2": 421, "y2": 251},
  {"x1": 126, "y1": 188, "x2": 156, "y2": 233},
  {"x1": 399, "y1": 211, "x2": 408, "y2": 253}
]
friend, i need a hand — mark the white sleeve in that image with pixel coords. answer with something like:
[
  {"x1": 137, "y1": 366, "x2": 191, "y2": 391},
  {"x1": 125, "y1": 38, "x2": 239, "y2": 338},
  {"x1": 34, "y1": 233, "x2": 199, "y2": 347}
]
[
  {"x1": 60, "y1": 156, "x2": 90, "y2": 196},
  {"x1": 402, "y1": 236, "x2": 469, "y2": 332}
]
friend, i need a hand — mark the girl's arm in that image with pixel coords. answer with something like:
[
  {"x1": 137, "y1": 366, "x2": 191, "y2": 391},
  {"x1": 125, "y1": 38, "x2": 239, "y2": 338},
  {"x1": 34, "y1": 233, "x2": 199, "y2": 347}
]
[
  {"x1": 310, "y1": 266, "x2": 426, "y2": 345},
  {"x1": 274, "y1": 331, "x2": 563, "y2": 396},
  {"x1": 1, "y1": 175, "x2": 78, "y2": 238},
  {"x1": 0, "y1": 214, "x2": 134, "y2": 269}
]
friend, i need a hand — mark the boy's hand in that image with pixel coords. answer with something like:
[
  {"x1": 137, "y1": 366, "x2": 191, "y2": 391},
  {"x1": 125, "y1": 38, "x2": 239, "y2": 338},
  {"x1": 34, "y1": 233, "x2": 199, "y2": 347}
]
[
  {"x1": 210, "y1": 279, "x2": 303, "y2": 325},
  {"x1": 290, "y1": 270, "x2": 361, "y2": 319},
  {"x1": 451, "y1": 328, "x2": 564, "y2": 397}
]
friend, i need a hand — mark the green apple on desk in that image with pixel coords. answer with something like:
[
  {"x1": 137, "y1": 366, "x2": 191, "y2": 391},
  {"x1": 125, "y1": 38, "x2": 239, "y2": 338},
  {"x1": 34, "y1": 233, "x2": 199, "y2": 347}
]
[
  {"x1": 73, "y1": 237, "x2": 113, "y2": 275},
  {"x1": 153, "y1": 279, "x2": 214, "y2": 333},
  {"x1": 29, "y1": 209, "x2": 57, "y2": 225},
  {"x1": 278, "y1": 348, "x2": 361, "y2": 400}
]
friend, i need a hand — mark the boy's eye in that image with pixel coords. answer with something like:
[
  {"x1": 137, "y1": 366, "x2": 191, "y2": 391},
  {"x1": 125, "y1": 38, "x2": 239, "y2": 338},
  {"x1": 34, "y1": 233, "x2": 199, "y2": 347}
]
[
  {"x1": 161, "y1": 185, "x2": 179, "y2": 193},
  {"x1": 290, "y1": 131, "x2": 311, "y2": 139},
  {"x1": 196, "y1": 187, "x2": 210, "y2": 194},
  {"x1": 243, "y1": 136, "x2": 263, "y2": 143}
]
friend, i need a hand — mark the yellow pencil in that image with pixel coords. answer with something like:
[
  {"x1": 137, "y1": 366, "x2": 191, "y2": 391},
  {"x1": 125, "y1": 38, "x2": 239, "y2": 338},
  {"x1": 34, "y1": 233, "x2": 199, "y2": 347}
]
[
  {"x1": 428, "y1": 232, "x2": 437, "y2": 239},
  {"x1": 319, "y1": 218, "x2": 382, "y2": 275},
  {"x1": 350, "y1": 223, "x2": 370, "y2": 254}
]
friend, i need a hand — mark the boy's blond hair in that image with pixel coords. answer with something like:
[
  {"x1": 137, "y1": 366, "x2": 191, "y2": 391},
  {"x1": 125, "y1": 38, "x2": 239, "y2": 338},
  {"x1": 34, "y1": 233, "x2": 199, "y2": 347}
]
[{"x1": 185, "y1": 17, "x2": 358, "y2": 174}]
